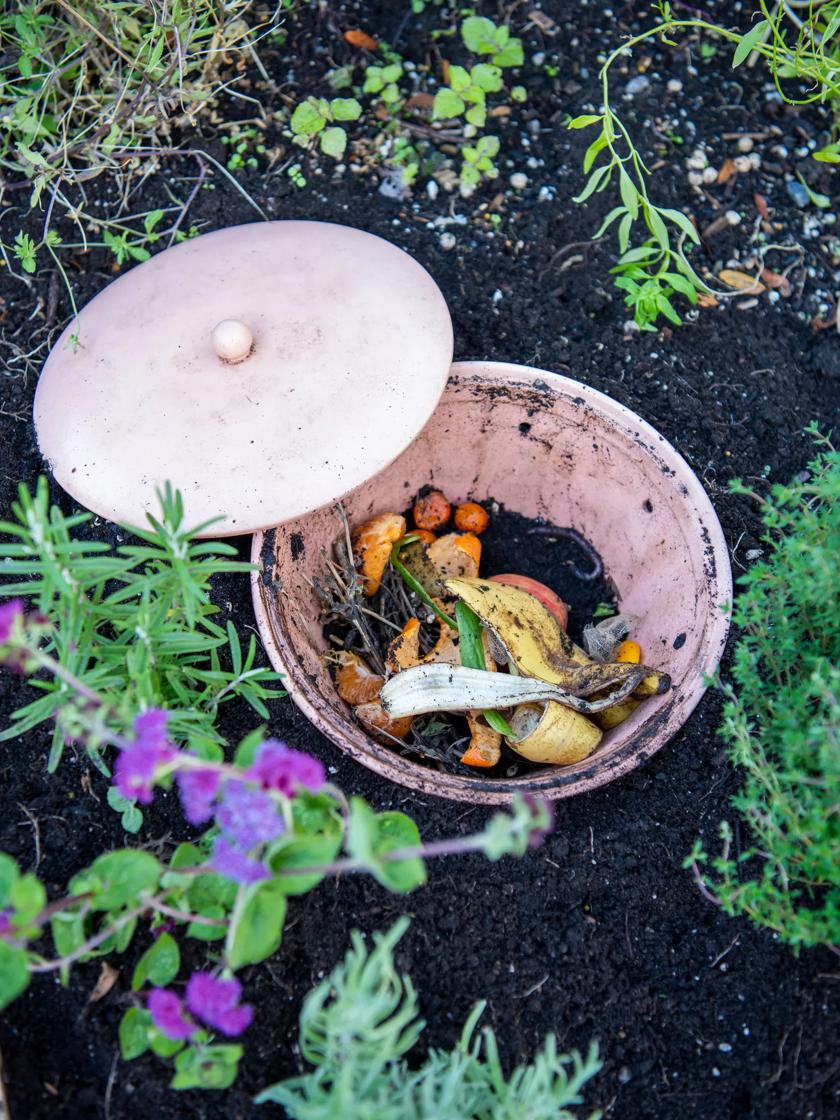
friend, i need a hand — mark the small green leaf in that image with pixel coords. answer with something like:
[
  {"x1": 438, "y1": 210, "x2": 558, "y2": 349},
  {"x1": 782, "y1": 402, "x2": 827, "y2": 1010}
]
[
  {"x1": 320, "y1": 127, "x2": 347, "y2": 159},
  {"x1": 432, "y1": 88, "x2": 466, "y2": 119},
  {"x1": 732, "y1": 20, "x2": 769, "y2": 67},
  {"x1": 74, "y1": 850, "x2": 161, "y2": 911},
  {"x1": 226, "y1": 880, "x2": 287, "y2": 969},
  {"x1": 347, "y1": 799, "x2": 426, "y2": 893},
  {"x1": 290, "y1": 100, "x2": 325, "y2": 136},
  {"x1": 330, "y1": 97, "x2": 362, "y2": 122},
  {"x1": 268, "y1": 833, "x2": 341, "y2": 895},
  {"x1": 171, "y1": 1043, "x2": 242, "y2": 1090},
  {"x1": 150, "y1": 1028, "x2": 186, "y2": 1058},
  {"x1": 492, "y1": 40, "x2": 523, "y2": 68},
  {"x1": 618, "y1": 170, "x2": 640, "y2": 219},
  {"x1": 0, "y1": 854, "x2": 19, "y2": 906},
  {"x1": 471, "y1": 63, "x2": 502, "y2": 93},
  {"x1": 568, "y1": 113, "x2": 602, "y2": 130},
  {"x1": 813, "y1": 143, "x2": 840, "y2": 164},
  {"x1": 120, "y1": 1007, "x2": 152, "y2": 1060},
  {"x1": 131, "y1": 931, "x2": 180, "y2": 990},
  {"x1": 573, "y1": 162, "x2": 610, "y2": 204},
  {"x1": 0, "y1": 943, "x2": 29, "y2": 1010},
  {"x1": 461, "y1": 16, "x2": 497, "y2": 54}
]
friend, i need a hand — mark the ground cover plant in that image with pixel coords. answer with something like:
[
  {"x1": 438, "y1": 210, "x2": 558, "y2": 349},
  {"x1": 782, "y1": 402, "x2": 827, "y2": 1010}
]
[
  {"x1": 0, "y1": 2, "x2": 839, "y2": 1117},
  {"x1": 689, "y1": 431, "x2": 840, "y2": 951}
]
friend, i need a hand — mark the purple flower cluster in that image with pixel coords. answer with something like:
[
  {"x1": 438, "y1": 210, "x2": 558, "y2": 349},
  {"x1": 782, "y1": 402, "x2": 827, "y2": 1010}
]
[
  {"x1": 246, "y1": 740, "x2": 325, "y2": 796},
  {"x1": 114, "y1": 709, "x2": 175, "y2": 803},
  {"x1": 148, "y1": 973, "x2": 253, "y2": 1041}
]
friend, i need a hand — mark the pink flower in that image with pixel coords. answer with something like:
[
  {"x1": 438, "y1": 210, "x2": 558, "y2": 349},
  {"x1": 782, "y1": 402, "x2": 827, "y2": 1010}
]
[
  {"x1": 0, "y1": 599, "x2": 25, "y2": 646},
  {"x1": 185, "y1": 973, "x2": 253, "y2": 1037},
  {"x1": 246, "y1": 740, "x2": 325, "y2": 797},
  {"x1": 209, "y1": 837, "x2": 269, "y2": 884},
  {"x1": 147, "y1": 988, "x2": 197, "y2": 1040},
  {"x1": 113, "y1": 709, "x2": 175, "y2": 803},
  {"x1": 176, "y1": 766, "x2": 221, "y2": 825}
]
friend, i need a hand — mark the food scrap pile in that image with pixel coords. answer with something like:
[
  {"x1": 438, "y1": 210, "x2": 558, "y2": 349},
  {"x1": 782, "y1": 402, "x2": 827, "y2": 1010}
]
[{"x1": 318, "y1": 490, "x2": 670, "y2": 776}]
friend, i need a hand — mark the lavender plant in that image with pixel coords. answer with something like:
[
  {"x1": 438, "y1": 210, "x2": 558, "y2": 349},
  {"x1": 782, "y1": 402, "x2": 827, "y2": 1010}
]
[
  {"x1": 0, "y1": 597, "x2": 552, "y2": 1090},
  {"x1": 257, "y1": 919, "x2": 601, "y2": 1118}
]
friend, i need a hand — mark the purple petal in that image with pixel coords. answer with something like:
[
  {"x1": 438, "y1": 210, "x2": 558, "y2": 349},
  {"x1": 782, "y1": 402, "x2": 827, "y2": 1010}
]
[
  {"x1": 147, "y1": 988, "x2": 197, "y2": 1040},
  {"x1": 176, "y1": 767, "x2": 221, "y2": 826},
  {"x1": 114, "y1": 744, "x2": 158, "y2": 804},
  {"x1": 185, "y1": 972, "x2": 252, "y2": 1037},
  {"x1": 134, "y1": 708, "x2": 170, "y2": 739},
  {"x1": 215, "y1": 781, "x2": 283, "y2": 851},
  {"x1": 0, "y1": 599, "x2": 25, "y2": 645},
  {"x1": 246, "y1": 740, "x2": 325, "y2": 796},
  {"x1": 209, "y1": 837, "x2": 269, "y2": 884}
]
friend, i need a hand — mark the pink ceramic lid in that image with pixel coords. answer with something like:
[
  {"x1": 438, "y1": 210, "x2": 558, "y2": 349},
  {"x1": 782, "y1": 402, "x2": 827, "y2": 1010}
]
[{"x1": 34, "y1": 221, "x2": 454, "y2": 535}]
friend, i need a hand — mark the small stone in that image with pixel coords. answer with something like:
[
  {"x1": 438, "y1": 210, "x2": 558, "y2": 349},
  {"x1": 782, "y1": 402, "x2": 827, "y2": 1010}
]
[
  {"x1": 426, "y1": 180, "x2": 439, "y2": 201},
  {"x1": 688, "y1": 171, "x2": 703, "y2": 187},
  {"x1": 527, "y1": 119, "x2": 541, "y2": 135},
  {"x1": 618, "y1": 1067, "x2": 632, "y2": 1084},
  {"x1": 749, "y1": 152, "x2": 762, "y2": 170},
  {"x1": 439, "y1": 232, "x2": 456, "y2": 250},
  {"x1": 745, "y1": 549, "x2": 763, "y2": 560},
  {"x1": 733, "y1": 155, "x2": 752, "y2": 174},
  {"x1": 725, "y1": 210, "x2": 742, "y2": 226},
  {"x1": 623, "y1": 320, "x2": 641, "y2": 334},
  {"x1": 510, "y1": 172, "x2": 529, "y2": 190},
  {"x1": 532, "y1": 51, "x2": 546, "y2": 66},
  {"x1": 537, "y1": 185, "x2": 554, "y2": 202},
  {"x1": 702, "y1": 166, "x2": 718, "y2": 183},
  {"x1": 719, "y1": 1043, "x2": 733, "y2": 1053},
  {"x1": 786, "y1": 179, "x2": 810, "y2": 208},
  {"x1": 686, "y1": 155, "x2": 706, "y2": 170},
  {"x1": 737, "y1": 136, "x2": 754, "y2": 152},
  {"x1": 492, "y1": 289, "x2": 503, "y2": 304},
  {"x1": 667, "y1": 78, "x2": 683, "y2": 93},
  {"x1": 625, "y1": 75, "x2": 651, "y2": 96}
]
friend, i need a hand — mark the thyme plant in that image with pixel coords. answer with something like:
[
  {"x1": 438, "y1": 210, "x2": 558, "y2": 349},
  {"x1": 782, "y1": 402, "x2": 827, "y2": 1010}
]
[{"x1": 688, "y1": 430, "x2": 840, "y2": 950}]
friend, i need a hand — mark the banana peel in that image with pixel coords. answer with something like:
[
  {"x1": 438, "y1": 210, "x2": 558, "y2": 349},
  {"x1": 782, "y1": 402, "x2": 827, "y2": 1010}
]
[
  {"x1": 445, "y1": 578, "x2": 670, "y2": 700},
  {"x1": 507, "y1": 702, "x2": 602, "y2": 765}
]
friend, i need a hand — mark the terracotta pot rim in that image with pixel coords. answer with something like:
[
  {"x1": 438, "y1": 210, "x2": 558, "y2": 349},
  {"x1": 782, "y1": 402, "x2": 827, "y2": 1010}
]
[{"x1": 251, "y1": 362, "x2": 732, "y2": 804}]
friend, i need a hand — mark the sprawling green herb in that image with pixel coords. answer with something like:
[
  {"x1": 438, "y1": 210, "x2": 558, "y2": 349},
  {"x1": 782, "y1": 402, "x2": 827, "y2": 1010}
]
[{"x1": 688, "y1": 429, "x2": 840, "y2": 949}]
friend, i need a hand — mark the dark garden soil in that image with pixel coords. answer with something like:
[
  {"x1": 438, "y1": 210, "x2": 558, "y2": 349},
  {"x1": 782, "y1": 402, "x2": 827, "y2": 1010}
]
[{"x1": 1, "y1": 1, "x2": 839, "y2": 1117}]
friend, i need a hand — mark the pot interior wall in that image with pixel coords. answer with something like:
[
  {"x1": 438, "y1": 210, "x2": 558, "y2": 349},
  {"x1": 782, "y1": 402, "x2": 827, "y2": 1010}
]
[{"x1": 254, "y1": 363, "x2": 730, "y2": 802}]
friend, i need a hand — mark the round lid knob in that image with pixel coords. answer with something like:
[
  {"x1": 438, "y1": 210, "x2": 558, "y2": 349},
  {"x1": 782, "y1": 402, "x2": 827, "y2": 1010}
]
[
  {"x1": 212, "y1": 318, "x2": 253, "y2": 363},
  {"x1": 34, "y1": 221, "x2": 454, "y2": 536}
]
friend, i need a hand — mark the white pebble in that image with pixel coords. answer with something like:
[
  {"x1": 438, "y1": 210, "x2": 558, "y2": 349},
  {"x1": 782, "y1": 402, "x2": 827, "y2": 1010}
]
[
  {"x1": 725, "y1": 210, "x2": 742, "y2": 226},
  {"x1": 745, "y1": 549, "x2": 763, "y2": 560},
  {"x1": 749, "y1": 152, "x2": 762, "y2": 170},
  {"x1": 687, "y1": 171, "x2": 703, "y2": 187},
  {"x1": 719, "y1": 1043, "x2": 733, "y2": 1053},
  {"x1": 737, "y1": 136, "x2": 754, "y2": 152},
  {"x1": 492, "y1": 289, "x2": 503, "y2": 303},
  {"x1": 426, "y1": 180, "x2": 439, "y2": 201},
  {"x1": 510, "y1": 172, "x2": 529, "y2": 190},
  {"x1": 702, "y1": 167, "x2": 718, "y2": 183},
  {"x1": 733, "y1": 155, "x2": 752, "y2": 174},
  {"x1": 532, "y1": 51, "x2": 546, "y2": 66},
  {"x1": 537, "y1": 185, "x2": 554, "y2": 202},
  {"x1": 686, "y1": 155, "x2": 706, "y2": 171},
  {"x1": 667, "y1": 78, "x2": 683, "y2": 93},
  {"x1": 439, "y1": 232, "x2": 456, "y2": 250}
]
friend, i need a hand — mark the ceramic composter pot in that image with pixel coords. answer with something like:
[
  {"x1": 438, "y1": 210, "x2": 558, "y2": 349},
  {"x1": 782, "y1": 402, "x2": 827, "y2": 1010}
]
[{"x1": 35, "y1": 221, "x2": 732, "y2": 805}]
